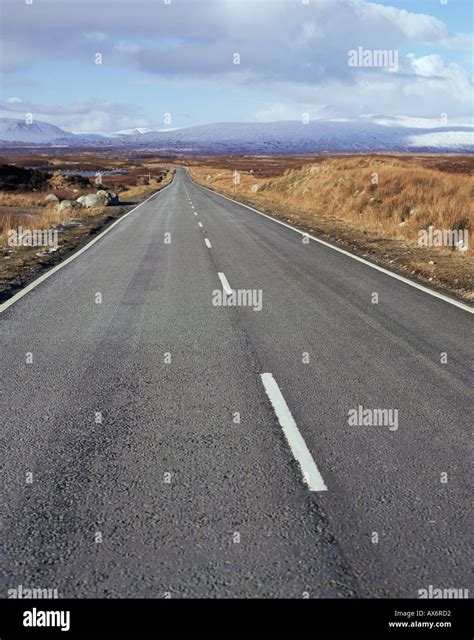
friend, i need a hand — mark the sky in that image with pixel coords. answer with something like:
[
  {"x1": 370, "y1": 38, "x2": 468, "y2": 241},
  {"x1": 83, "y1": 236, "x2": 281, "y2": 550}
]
[{"x1": 0, "y1": 0, "x2": 472, "y2": 134}]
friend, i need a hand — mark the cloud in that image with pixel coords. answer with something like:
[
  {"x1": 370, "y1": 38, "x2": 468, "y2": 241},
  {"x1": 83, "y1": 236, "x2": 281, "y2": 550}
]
[
  {"x1": 1, "y1": 0, "x2": 472, "y2": 123},
  {"x1": 0, "y1": 98, "x2": 153, "y2": 134}
]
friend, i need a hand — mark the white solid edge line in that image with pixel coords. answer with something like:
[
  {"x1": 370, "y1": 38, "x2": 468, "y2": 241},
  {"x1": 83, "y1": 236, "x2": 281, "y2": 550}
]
[
  {"x1": 217, "y1": 272, "x2": 233, "y2": 295},
  {"x1": 260, "y1": 373, "x2": 327, "y2": 492},
  {"x1": 0, "y1": 179, "x2": 174, "y2": 314},
  {"x1": 189, "y1": 173, "x2": 473, "y2": 315},
  {"x1": 198, "y1": 222, "x2": 203, "y2": 228},
  {"x1": 205, "y1": 238, "x2": 212, "y2": 249}
]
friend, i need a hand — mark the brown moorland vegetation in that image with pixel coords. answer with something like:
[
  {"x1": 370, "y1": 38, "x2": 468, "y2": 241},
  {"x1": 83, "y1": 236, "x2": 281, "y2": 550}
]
[
  {"x1": 0, "y1": 154, "x2": 172, "y2": 302},
  {"x1": 188, "y1": 155, "x2": 473, "y2": 303}
]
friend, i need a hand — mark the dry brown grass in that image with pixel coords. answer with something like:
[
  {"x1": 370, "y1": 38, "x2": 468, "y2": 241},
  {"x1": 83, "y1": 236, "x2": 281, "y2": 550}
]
[
  {"x1": 118, "y1": 173, "x2": 173, "y2": 201},
  {"x1": 0, "y1": 170, "x2": 173, "y2": 248},
  {"x1": 0, "y1": 193, "x2": 101, "y2": 247},
  {"x1": 189, "y1": 156, "x2": 473, "y2": 301},
  {"x1": 191, "y1": 157, "x2": 473, "y2": 256},
  {"x1": 0, "y1": 166, "x2": 173, "y2": 302}
]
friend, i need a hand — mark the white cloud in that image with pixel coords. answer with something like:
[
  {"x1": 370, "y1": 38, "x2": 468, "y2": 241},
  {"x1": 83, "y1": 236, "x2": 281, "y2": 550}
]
[
  {"x1": 0, "y1": 98, "x2": 152, "y2": 134},
  {"x1": 1, "y1": 0, "x2": 472, "y2": 123}
]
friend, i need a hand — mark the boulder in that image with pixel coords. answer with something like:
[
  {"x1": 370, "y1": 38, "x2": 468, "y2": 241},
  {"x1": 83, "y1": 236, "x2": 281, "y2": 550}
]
[
  {"x1": 97, "y1": 189, "x2": 119, "y2": 205},
  {"x1": 80, "y1": 190, "x2": 119, "y2": 208},
  {"x1": 58, "y1": 199, "x2": 81, "y2": 211},
  {"x1": 84, "y1": 193, "x2": 104, "y2": 208},
  {"x1": 96, "y1": 189, "x2": 112, "y2": 204},
  {"x1": 44, "y1": 193, "x2": 59, "y2": 203}
]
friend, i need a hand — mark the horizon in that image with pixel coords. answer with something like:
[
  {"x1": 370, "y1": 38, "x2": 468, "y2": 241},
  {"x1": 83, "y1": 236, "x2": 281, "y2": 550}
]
[{"x1": 1, "y1": 0, "x2": 473, "y2": 135}]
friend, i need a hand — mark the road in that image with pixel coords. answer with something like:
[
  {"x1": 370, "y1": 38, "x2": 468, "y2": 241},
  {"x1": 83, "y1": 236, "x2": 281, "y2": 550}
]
[{"x1": 1, "y1": 168, "x2": 472, "y2": 598}]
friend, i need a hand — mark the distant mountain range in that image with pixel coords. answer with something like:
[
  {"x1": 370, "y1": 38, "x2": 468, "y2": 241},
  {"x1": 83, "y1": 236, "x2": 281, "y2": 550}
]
[
  {"x1": 0, "y1": 119, "x2": 105, "y2": 145},
  {"x1": 0, "y1": 116, "x2": 473, "y2": 154}
]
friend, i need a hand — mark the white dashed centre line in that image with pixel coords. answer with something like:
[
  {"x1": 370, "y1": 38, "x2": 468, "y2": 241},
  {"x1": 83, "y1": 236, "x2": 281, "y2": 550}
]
[
  {"x1": 217, "y1": 272, "x2": 233, "y2": 296},
  {"x1": 198, "y1": 222, "x2": 203, "y2": 228},
  {"x1": 260, "y1": 373, "x2": 327, "y2": 492},
  {"x1": 205, "y1": 238, "x2": 212, "y2": 249}
]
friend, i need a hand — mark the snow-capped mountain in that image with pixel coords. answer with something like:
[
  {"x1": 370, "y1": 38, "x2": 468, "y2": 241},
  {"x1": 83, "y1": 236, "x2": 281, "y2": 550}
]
[
  {"x1": 0, "y1": 116, "x2": 472, "y2": 153},
  {"x1": 129, "y1": 117, "x2": 474, "y2": 153},
  {"x1": 111, "y1": 127, "x2": 156, "y2": 137},
  {"x1": 0, "y1": 118, "x2": 105, "y2": 144}
]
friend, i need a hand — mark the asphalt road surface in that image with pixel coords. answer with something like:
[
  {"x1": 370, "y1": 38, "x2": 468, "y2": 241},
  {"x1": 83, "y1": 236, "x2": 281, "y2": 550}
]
[{"x1": 1, "y1": 168, "x2": 472, "y2": 598}]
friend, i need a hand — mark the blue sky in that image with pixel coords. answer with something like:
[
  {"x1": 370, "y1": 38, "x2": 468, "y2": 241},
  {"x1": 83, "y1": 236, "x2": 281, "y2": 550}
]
[{"x1": 1, "y1": 0, "x2": 472, "y2": 133}]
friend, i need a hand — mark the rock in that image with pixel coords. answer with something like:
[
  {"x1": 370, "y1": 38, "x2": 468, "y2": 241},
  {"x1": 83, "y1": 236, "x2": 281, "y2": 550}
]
[
  {"x1": 76, "y1": 195, "x2": 88, "y2": 205},
  {"x1": 95, "y1": 189, "x2": 119, "y2": 205},
  {"x1": 251, "y1": 184, "x2": 261, "y2": 193},
  {"x1": 44, "y1": 193, "x2": 59, "y2": 203},
  {"x1": 398, "y1": 221, "x2": 407, "y2": 227},
  {"x1": 96, "y1": 189, "x2": 112, "y2": 203},
  {"x1": 57, "y1": 200, "x2": 81, "y2": 211},
  {"x1": 83, "y1": 194, "x2": 104, "y2": 208}
]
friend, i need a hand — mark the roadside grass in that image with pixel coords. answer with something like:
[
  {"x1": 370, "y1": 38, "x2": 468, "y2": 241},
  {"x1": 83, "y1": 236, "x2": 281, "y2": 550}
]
[
  {"x1": 0, "y1": 168, "x2": 173, "y2": 301},
  {"x1": 193, "y1": 157, "x2": 473, "y2": 255},
  {"x1": 0, "y1": 174, "x2": 171, "y2": 247},
  {"x1": 189, "y1": 156, "x2": 473, "y2": 301}
]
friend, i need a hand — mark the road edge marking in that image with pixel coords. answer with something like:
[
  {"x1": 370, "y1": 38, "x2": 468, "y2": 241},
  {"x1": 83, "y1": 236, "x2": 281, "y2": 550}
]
[
  {"x1": 188, "y1": 172, "x2": 473, "y2": 315},
  {"x1": 260, "y1": 372, "x2": 327, "y2": 492},
  {"x1": 0, "y1": 179, "x2": 175, "y2": 314}
]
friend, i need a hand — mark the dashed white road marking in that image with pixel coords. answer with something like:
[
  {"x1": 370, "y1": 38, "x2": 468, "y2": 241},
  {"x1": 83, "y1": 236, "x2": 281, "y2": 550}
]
[
  {"x1": 205, "y1": 238, "x2": 212, "y2": 249},
  {"x1": 198, "y1": 222, "x2": 203, "y2": 228},
  {"x1": 218, "y1": 272, "x2": 233, "y2": 296},
  {"x1": 194, "y1": 212, "x2": 198, "y2": 216},
  {"x1": 260, "y1": 373, "x2": 327, "y2": 492}
]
